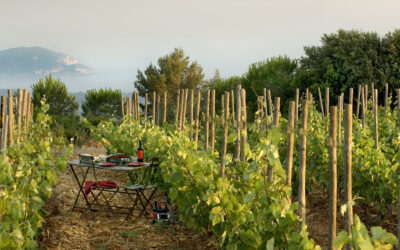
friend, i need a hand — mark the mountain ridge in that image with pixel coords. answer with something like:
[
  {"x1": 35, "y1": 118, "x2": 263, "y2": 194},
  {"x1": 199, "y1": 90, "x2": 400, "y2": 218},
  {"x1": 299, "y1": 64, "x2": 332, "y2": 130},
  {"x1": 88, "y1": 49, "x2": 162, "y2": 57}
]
[{"x1": 0, "y1": 46, "x2": 93, "y2": 77}]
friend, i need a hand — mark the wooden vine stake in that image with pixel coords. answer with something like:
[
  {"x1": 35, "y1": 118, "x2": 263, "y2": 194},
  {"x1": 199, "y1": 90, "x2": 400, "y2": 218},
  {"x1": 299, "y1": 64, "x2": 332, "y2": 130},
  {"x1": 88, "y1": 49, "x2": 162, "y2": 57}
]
[
  {"x1": 163, "y1": 92, "x2": 167, "y2": 124},
  {"x1": 371, "y1": 83, "x2": 375, "y2": 108},
  {"x1": 356, "y1": 85, "x2": 361, "y2": 119},
  {"x1": 157, "y1": 93, "x2": 160, "y2": 126},
  {"x1": 221, "y1": 94, "x2": 225, "y2": 126},
  {"x1": 286, "y1": 101, "x2": 295, "y2": 190},
  {"x1": 231, "y1": 89, "x2": 235, "y2": 127},
  {"x1": 136, "y1": 92, "x2": 140, "y2": 122},
  {"x1": 179, "y1": 90, "x2": 184, "y2": 131},
  {"x1": 361, "y1": 86, "x2": 366, "y2": 128},
  {"x1": 220, "y1": 91, "x2": 229, "y2": 177},
  {"x1": 211, "y1": 89, "x2": 216, "y2": 149},
  {"x1": 17, "y1": 89, "x2": 22, "y2": 141},
  {"x1": 1, "y1": 115, "x2": 8, "y2": 150},
  {"x1": 1, "y1": 96, "x2": 5, "y2": 147},
  {"x1": 175, "y1": 90, "x2": 180, "y2": 129},
  {"x1": 295, "y1": 88, "x2": 299, "y2": 126},
  {"x1": 267, "y1": 89, "x2": 273, "y2": 117},
  {"x1": 132, "y1": 92, "x2": 136, "y2": 118},
  {"x1": 235, "y1": 85, "x2": 241, "y2": 161},
  {"x1": 126, "y1": 97, "x2": 130, "y2": 117},
  {"x1": 374, "y1": 89, "x2": 379, "y2": 150},
  {"x1": 272, "y1": 97, "x2": 280, "y2": 128},
  {"x1": 194, "y1": 91, "x2": 201, "y2": 143},
  {"x1": 349, "y1": 88, "x2": 354, "y2": 107},
  {"x1": 8, "y1": 90, "x2": 13, "y2": 146},
  {"x1": 364, "y1": 85, "x2": 368, "y2": 111},
  {"x1": 152, "y1": 92, "x2": 156, "y2": 126},
  {"x1": 144, "y1": 93, "x2": 148, "y2": 126},
  {"x1": 337, "y1": 96, "x2": 342, "y2": 145},
  {"x1": 318, "y1": 87, "x2": 324, "y2": 117},
  {"x1": 328, "y1": 106, "x2": 338, "y2": 250},
  {"x1": 344, "y1": 104, "x2": 353, "y2": 247},
  {"x1": 240, "y1": 89, "x2": 247, "y2": 162},
  {"x1": 298, "y1": 98, "x2": 308, "y2": 228},
  {"x1": 190, "y1": 89, "x2": 194, "y2": 138},
  {"x1": 204, "y1": 89, "x2": 210, "y2": 149},
  {"x1": 121, "y1": 96, "x2": 125, "y2": 117},
  {"x1": 325, "y1": 87, "x2": 329, "y2": 117},
  {"x1": 183, "y1": 89, "x2": 188, "y2": 130},
  {"x1": 263, "y1": 88, "x2": 268, "y2": 128}
]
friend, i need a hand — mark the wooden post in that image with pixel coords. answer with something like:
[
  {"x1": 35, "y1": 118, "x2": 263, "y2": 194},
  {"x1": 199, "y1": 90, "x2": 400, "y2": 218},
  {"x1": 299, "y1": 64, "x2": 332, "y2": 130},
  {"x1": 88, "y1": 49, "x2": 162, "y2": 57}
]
[
  {"x1": 344, "y1": 104, "x2": 353, "y2": 244},
  {"x1": 163, "y1": 92, "x2": 167, "y2": 124},
  {"x1": 136, "y1": 92, "x2": 140, "y2": 122},
  {"x1": 121, "y1": 96, "x2": 125, "y2": 117},
  {"x1": 264, "y1": 88, "x2": 268, "y2": 127},
  {"x1": 356, "y1": 85, "x2": 361, "y2": 119},
  {"x1": 365, "y1": 85, "x2": 368, "y2": 111},
  {"x1": 361, "y1": 87, "x2": 366, "y2": 128},
  {"x1": 8, "y1": 90, "x2": 13, "y2": 146},
  {"x1": 175, "y1": 90, "x2": 180, "y2": 129},
  {"x1": 374, "y1": 89, "x2": 379, "y2": 150},
  {"x1": 183, "y1": 89, "x2": 188, "y2": 130},
  {"x1": 156, "y1": 93, "x2": 160, "y2": 126},
  {"x1": 211, "y1": 89, "x2": 216, "y2": 149},
  {"x1": 298, "y1": 99, "x2": 308, "y2": 228},
  {"x1": 337, "y1": 96, "x2": 342, "y2": 145},
  {"x1": 295, "y1": 88, "x2": 299, "y2": 126},
  {"x1": 190, "y1": 89, "x2": 194, "y2": 137},
  {"x1": 17, "y1": 89, "x2": 22, "y2": 141},
  {"x1": 26, "y1": 93, "x2": 31, "y2": 132},
  {"x1": 286, "y1": 101, "x2": 295, "y2": 188},
  {"x1": 179, "y1": 90, "x2": 185, "y2": 131},
  {"x1": 1, "y1": 115, "x2": 8, "y2": 150},
  {"x1": 273, "y1": 97, "x2": 280, "y2": 127},
  {"x1": 126, "y1": 97, "x2": 131, "y2": 117},
  {"x1": 318, "y1": 88, "x2": 324, "y2": 117},
  {"x1": 240, "y1": 89, "x2": 247, "y2": 162},
  {"x1": 328, "y1": 106, "x2": 338, "y2": 250},
  {"x1": 221, "y1": 94, "x2": 225, "y2": 126},
  {"x1": 144, "y1": 93, "x2": 148, "y2": 126},
  {"x1": 235, "y1": 85, "x2": 241, "y2": 161},
  {"x1": 152, "y1": 92, "x2": 156, "y2": 126},
  {"x1": 325, "y1": 87, "x2": 330, "y2": 117},
  {"x1": 194, "y1": 91, "x2": 201, "y2": 143},
  {"x1": 132, "y1": 92, "x2": 136, "y2": 118},
  {"x1": 204, "y1": 89, "x2": 210, "y2": 149},
  {"x1": 231, "y1": 89, "x2": 235, "y2": 127},
  {"x1": 267, "y1": 89, "x2": 273, "y2": 116},
  {"x1": 221, "y1": 91, "x2": 229, "y2": 177},
  {"x1": 385, "y1": 83, "x2": 389, "y2": 113}
]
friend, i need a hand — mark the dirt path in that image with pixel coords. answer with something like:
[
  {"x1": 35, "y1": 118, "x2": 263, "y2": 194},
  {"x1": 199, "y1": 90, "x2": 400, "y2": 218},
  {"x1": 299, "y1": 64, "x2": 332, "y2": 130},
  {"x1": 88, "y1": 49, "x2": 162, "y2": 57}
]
[{"x1": 39, "y1": 143, "x2": 215, "y2": 250}]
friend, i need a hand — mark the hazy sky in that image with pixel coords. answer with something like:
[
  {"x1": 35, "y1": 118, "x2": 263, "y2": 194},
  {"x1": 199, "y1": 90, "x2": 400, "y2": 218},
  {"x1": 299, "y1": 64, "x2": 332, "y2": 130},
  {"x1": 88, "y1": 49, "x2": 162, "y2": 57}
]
[{"x1": 1, "y1": 0, "x2": 400, "y2": 91}]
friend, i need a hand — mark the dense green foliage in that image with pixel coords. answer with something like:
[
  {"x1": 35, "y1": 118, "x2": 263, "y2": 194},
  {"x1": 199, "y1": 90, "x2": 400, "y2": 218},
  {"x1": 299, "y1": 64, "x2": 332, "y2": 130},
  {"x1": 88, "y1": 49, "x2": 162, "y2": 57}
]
[
  {"x1": 295, "y1": 29, "x2": 400, "y2": 104},
  {"x1": 82, "y1": 88, "x2": 122, "y2": 126},
  {"x1": 0, "y1": 101, "x2": 72, "y2": 248},
  {"x1": 32, "y1": 75, "x2": 80, "y2": 139}
]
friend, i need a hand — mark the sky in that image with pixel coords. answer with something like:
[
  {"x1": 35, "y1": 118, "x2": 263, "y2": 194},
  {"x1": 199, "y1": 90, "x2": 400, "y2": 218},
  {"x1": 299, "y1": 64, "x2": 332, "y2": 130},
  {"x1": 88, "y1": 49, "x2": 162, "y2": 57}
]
[{"x1": 0, "y1": 0, "x2": 400, "y2": 92}]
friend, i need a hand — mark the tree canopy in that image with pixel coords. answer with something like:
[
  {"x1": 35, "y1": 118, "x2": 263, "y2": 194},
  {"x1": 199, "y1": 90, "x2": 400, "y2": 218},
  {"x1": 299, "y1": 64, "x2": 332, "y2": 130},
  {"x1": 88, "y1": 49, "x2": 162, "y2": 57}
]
[
  {"x1": 134, "y1": 48, "x2": 204, "y2": 108},
  {"x1": 82, "y1": 88, "x2": 122, "y2": 126}
]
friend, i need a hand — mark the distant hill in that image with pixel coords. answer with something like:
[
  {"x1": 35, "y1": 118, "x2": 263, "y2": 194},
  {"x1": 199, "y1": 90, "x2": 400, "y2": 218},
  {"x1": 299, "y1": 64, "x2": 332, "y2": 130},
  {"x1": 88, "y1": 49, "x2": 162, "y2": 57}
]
[{"x1": 0, "y1": 46, "x2": 93, "y2": 77}]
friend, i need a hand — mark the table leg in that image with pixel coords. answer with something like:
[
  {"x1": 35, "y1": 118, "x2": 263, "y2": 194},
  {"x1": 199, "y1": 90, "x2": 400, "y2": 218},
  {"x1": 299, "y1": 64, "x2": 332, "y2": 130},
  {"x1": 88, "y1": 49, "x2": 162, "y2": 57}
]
[{"x1": 70, "y1": 164, "x2": 91, "y2": 210}]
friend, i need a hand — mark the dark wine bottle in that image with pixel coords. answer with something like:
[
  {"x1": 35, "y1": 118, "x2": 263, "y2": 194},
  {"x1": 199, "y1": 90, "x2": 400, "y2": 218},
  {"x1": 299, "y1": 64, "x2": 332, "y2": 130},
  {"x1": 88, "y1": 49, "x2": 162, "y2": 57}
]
[
  {"x1": 152, "y1": 200, "x2": 158, "y2": 222},
  {"x1": 137, "y1": 140, "x2": 143, "y2": 162}
]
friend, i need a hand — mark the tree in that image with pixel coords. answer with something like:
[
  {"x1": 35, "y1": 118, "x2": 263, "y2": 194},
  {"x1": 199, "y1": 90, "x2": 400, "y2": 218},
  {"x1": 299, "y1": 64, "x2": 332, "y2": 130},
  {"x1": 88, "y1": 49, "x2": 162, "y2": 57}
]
[
  {"x1": 295, "y1": 29, "x2": 384, "y2": 103},
  {"x1": 134, "y1": 48, "x2": 204, "y2": 118},
  {"x1": 32, "y1": 74, "x2": 79, "y2": 138},
  {"x1": 82, "y1": 88, "x2": 122, "y2": 126},
  {"x1": 242, "y1": 56, "x2": 298, "y2": 119}
]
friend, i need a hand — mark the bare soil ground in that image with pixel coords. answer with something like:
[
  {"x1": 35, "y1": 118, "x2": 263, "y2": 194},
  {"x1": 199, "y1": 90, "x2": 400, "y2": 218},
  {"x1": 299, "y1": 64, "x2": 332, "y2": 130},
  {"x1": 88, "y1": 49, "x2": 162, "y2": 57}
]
[{"x1": 39, "y1": 142, "x2": 216, "y2": 250}]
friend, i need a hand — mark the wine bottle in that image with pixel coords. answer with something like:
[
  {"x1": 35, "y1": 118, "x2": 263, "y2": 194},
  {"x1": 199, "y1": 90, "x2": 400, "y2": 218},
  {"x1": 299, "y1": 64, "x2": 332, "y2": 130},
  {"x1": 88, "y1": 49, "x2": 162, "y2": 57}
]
[
  {"x1": 152, "y1": 200, "x2": 158, "y2": 222},
  {"x1": 137, "y1": 140, "x2": 143, "y2": 162}
]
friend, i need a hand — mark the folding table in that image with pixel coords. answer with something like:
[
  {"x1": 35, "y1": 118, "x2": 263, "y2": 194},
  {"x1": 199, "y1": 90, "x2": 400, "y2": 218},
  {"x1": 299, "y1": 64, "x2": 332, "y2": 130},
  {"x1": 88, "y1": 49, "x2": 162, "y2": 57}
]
[{"x1": 69, "y1": 157, "x2": 159, "y2": 217}]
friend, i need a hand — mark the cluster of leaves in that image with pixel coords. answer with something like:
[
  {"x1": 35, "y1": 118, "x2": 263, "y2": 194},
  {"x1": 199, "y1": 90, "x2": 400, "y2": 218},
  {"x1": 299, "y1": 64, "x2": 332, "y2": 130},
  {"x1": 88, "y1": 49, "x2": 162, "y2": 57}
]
[
  {"x1": 91, "y1": 118, "x2": 319, "y2": 249},
  {"x1": 0, "y1": 100, "x2": 72, "y2": 248}
]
